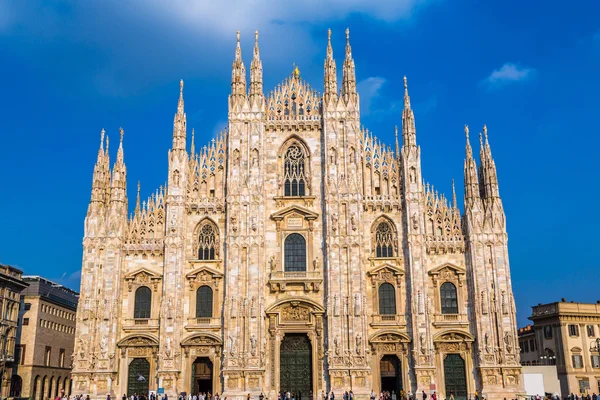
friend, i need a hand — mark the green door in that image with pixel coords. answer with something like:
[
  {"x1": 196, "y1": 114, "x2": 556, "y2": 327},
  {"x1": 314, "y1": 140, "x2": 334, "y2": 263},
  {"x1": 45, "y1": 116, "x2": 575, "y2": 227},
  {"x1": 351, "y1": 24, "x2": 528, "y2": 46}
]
[
  {"x1": 280, "y1": 334, "x2": 312, "y2": 397},
  {"x1": 443, "y1": 354, "x2": 467, "y2": 400},
  {"x1": 128, "y1": 358, "x2": 150, "y2": 396}
]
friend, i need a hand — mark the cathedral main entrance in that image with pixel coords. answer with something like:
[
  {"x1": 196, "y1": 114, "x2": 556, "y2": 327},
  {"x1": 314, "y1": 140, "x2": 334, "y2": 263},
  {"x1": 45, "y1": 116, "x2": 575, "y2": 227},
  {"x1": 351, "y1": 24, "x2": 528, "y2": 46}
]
[
  {"x1": 380, "y1": 355, "x2": 402, "y2": 394},
  {"x1": 192, "y1": 357, "x2": 213, "y2": 394},
  {"x1": 127, "y1": 358, "x2": 150, "y2": 395},
  {"x1": 280, "y1": 333, "x2": 312, "y2": 396},
  {"x1": 443, "y1": 354, "x2": 467, "y2": 400}
]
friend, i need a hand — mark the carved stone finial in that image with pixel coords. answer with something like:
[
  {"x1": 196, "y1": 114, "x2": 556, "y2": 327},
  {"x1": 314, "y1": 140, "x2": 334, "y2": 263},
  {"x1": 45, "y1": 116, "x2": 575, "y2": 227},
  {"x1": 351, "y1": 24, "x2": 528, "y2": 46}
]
[{"x1": 464, "y1": 124, "x2": 469, "y2": 139}]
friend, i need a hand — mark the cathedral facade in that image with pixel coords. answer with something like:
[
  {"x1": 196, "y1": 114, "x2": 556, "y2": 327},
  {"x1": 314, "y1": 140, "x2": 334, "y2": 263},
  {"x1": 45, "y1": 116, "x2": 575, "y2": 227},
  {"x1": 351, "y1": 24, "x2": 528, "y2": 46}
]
[{"x1": 71, "y1": 30, "x2": 522, "y2": 400}]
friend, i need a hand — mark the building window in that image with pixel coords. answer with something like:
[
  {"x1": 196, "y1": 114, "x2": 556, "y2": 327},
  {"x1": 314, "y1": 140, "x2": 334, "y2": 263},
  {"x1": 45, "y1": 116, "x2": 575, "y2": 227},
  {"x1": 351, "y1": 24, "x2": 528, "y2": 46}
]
[
  {"x1": 587, "y1": 325, "x2": 595, "y2": 337},
  {"x1": 529, "y1": 338, "x2": 536, "y2": 351},
  {"x1": 198, "y1": 222, "x2": 218, "y2": 260},
  {"x1": 440, "y1": 282, "x2": 459, "y2": 314},
  {"x1": 45, "y1": 346, "x2": 51, "y2": 366},
  {"x1": 284, "y1": 233, "x2": 306, "y2": 272},
  {"x1": 283, "y1": 144, "x2": 307, "y2": 196},
  {"x1": 59, "y1": 349, "x2": 65, "y2": 368},
  {"x1": 378, "y1": 283, "x2": 396, "y2": 315},
  {"x1": 22, "y1": 318, "x2": 29, "y2": 326},
  {"x1": 196, "y1": 286, "x2": 213, "y2": 318},
  {"x1": 523, "y1": 340, "x2": 529, "y2": 353},
  {"x1": 23, "y1": 303, "x2": 31, "y2": 311},
  {"x1": 572, "y1": 354, "x2": 584, "y2": 368},
  {"x1": 133, "y1": 286, "x2": 152, "y2": 319},
  {"x1": 544, "y1": 325, "x2": 553, "y2": 339},
  {"x1": 591, "y1": 355, "x2": 600, "y2": 368},
  {"x1": 569, "y1": 324, "x2": 579, "y2": 337},
  {"x1": 19, "y1": 345, "x2": 25, "y2": 365},
  {"x1": 374, "y1": 221, "x2": 395, "y2": 258}
]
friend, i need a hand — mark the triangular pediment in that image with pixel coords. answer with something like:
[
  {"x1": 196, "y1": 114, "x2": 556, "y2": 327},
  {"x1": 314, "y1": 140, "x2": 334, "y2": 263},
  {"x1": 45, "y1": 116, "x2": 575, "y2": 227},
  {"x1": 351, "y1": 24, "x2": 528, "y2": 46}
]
[
  {"x1": 186, "y1": 266, "x2": 223, "y2": 280},
  {"x1": 124, "y1": 267, "x2": 162, "y2": 281},
  {"x1": 270, "y1": 205, "x2": 319, "y2": 221},
  {"x1": 367, "y1": 264, "x2": 404, "y2": 277},
  {"x1": 428, "y1": 263, "x2": 465, "y2": 276},
  {"x1": 266, "y1": 74, "x2": 321, "y2": 121}
]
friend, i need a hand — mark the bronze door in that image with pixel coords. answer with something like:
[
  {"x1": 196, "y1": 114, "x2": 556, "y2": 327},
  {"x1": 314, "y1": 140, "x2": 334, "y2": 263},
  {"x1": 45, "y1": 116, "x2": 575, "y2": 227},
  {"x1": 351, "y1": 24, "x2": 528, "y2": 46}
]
[
  {"x1": 280, "y1": 334, "x2": 312, "y2": 396},
  {"x1": 443, "y1": 354, "x2": 467, "y2": 400},
  {"x1": 128, "y1": 358, "x2": 150, "y2": 396}
]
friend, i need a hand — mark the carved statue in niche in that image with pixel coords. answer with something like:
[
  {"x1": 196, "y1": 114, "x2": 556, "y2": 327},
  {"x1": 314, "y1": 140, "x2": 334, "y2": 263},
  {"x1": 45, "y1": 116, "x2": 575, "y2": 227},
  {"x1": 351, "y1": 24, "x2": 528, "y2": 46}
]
[
  {"x1": 251, "y1": 216, "x2": 257, "y2": 232},
  {"x1": 354, "y1": 294, "x2": 361, "y2": 316},
  {"x1": 230, "y1": 216, "x2": 238, "y2": 233},
  {"x1": 250, "y1": 335, "x2": 257, "y2": 356},
  {"x1": 250, "y1": 297, "x2": 256, "y2": 318},
  {"x1": 409, "y1": 167, "x2": 416, "y2": 183},
  {"x1": 349, "y1": 147, "x2": 355, "y2": 163},
  {"x1": 173, "y1": 170, "x2": 180, "y2": 186},
  {"x1": 418, "y1": 291, "x2": 424, "y2": 314},
  {"x1": 100, "y1": 334, "x2": 108, "y2": 356},
  {"x1": 165, "y1": 336, "x2": 172, "y2": 358},
  {"x1": 412, "y1": 213, "x2": 419, "y2": 231},
  {"x1": 230, "y1": 296, "x2": 237, "y2": 318},
  {"x1": 419, "y1": 334, "x2": 426, "y2": 354},
  {"x1": 79, "y1": 339, "x2": 87, "y2": 359},
  {"x1": 229, "y1": 334, "x2": 237, "y2": 355},
  {"x1": 355, "y1": 334, "x2": 362, "y2": 355},
  {"x1": 334, "y1": 336, "x2": 341, "y2": 356},
  {"x1": 333, "y1": 295, "x2": 340, "y2": 317},
  {"x1": 233, "y1": 149, "x2": 240, "y2": 166},
  {"x1": 313, "y1": 257, "x2": 320, "y2": 271},
  {"x1": 269, "y1": 255, "x2": 276, "y2": 271},
  {"x1": 350, "y1": 213, "x2": 357, "y2": 231},
  {"x1": 329, "y1": 148, "x2": 337, "y2": 164},
  {"x1": 251, "y1": 149, "x2": 258, "y2": 167},
  {"x1": 167, "y1": 298, "x2": 173, "y2": 319},
  {"x1": 331, "y1": 213, "x2": 338, "y2": 231},
  {"x1": 481, "y1": 291, "x2": 488, "y2": 314},
  {"x1": 504, "y1": 332, "x2": 514, "y2": 353}
]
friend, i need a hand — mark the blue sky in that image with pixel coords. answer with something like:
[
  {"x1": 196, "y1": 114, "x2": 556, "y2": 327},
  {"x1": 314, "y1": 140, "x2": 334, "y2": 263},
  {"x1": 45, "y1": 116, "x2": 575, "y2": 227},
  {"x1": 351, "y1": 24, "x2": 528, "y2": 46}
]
[{"x1": 0, "y1": 1, "x2": 598, "y2": 326}]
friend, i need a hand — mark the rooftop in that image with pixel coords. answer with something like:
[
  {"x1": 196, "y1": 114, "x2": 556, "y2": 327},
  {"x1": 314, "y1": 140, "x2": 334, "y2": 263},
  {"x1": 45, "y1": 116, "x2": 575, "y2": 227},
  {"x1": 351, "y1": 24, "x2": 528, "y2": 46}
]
[
  {"x1": 21, "y1": 275, "x2": 79, "y2": 310},
  {"x1": 529, "y1": 299, "x2": 600, "y2": 321}
]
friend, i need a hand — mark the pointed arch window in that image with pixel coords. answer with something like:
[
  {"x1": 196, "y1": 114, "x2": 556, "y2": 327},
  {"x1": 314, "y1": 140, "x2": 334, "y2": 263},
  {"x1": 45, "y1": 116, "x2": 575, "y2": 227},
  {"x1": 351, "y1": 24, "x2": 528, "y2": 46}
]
[
  {"x1": 284, "y1": 233, "x2": 306, "y2": 272},
  {"x1": 283, "y1": 144, "x2": 307, "y2": 197},
  {"x1": 375, "y1": 221, "x2": 395, "y2": 257},
  {"x1": 378, "y1": 283, "x2": 396, "y2": 315},
  {"x1": 196, "y1": 286, "x2": 213, "y2": 318},
  {"x1": 440, "y1": 282, "x2": 458, "y2": 314},
  {"x1": 134, "y1": 286, "x2": 151, "y2": 319},
  {"x1": 198, "y1": 223, "x2": 218, "y2": 260}
]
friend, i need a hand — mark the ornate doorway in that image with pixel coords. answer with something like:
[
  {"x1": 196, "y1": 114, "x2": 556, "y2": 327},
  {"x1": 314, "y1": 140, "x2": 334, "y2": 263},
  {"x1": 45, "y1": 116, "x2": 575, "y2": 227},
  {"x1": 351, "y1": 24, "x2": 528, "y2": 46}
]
[
  {"x1": 128, "y1": 358, "x2": 150, "y2": 395},
  {"x1": 192, "y1": 357, "x2": 213, "y2": 394},
  {"x1": 380, "y1": 355, "x2": 402, "y2": 394},
  {"x1": 443, "y1": 354, "x2": 467, "y2": 400},
  {"x1": 280, "y1": 333, "x2": 312, "y2": 396}
]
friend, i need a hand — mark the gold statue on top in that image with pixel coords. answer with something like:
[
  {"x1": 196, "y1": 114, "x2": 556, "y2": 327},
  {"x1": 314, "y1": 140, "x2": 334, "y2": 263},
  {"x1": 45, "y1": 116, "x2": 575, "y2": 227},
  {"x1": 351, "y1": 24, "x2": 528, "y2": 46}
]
[{"x1": 292, "y1": 63, "x2": 300, "y2": 78}]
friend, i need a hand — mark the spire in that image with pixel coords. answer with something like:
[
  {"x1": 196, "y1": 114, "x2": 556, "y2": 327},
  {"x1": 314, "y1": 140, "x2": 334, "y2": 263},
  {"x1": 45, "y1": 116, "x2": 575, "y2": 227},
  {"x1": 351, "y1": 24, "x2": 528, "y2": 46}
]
[
  {"x1": 394, "y1": 126, "x2": 400, "y2": 158},
  {"x1": 341, "y1": 28, "x2": 357, "y2": 104},
  {"x1": 231, "y1": 30, "x2": 247, "y2": 101},
  {"x1": 249, "y1": 30, "x2": 263, "y2": 99},
  {"x1": 172, "y1": 80, "x2": 187, "y2": 151},
  {"x1": 116, "y1": 127, "x2": 125, "y2": 164},
  {"x1": 464, "y1": 125, "x2": 480, "y2": 206},
  {"x1": 90, "y1": 129, "x2": 108, "y2": 204},
  {"x1": 401, "y1": 76, "x2": 417, "y2": 148},
  {"x1": 324, "y1": 28, "x2": 337, "y2": 103},
  {"x1": 190, "y1": 128, "x2": 196, "y2": 158},
  {"x1": 479, "y1": 124, "x2": 500, "y2": 199},
  {"x1": 452, "y1": 179, "x2": 457, "y2": 209},
  {"x1": 135, "y1": 181, "x2": 141, "y2": 216},
  {"x1": 110, "y1": 128, "x2": 127, "y2": 204}
]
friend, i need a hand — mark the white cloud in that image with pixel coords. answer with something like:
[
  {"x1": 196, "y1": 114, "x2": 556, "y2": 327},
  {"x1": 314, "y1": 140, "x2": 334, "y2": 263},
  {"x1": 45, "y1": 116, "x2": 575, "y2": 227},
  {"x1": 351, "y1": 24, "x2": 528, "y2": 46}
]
[
  {"x1": 484, "y1": 63, "x2": 536, "y2": 89},
  {"x1": 357, "y1": 77, "x2": 386, "y2": 116}
]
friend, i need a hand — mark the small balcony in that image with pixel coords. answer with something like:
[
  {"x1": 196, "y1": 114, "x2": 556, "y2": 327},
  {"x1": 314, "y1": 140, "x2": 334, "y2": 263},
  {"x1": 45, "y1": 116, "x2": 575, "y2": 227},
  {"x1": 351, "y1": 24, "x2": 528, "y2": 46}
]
[
  {"x1": 123, "y1": 318, "x2": 159, "y2": 332},
  {"x1": 370, "y1": 314, "x2": 407, "y2": 328},
  {"x1": 432, "y1": 313, "x2": 469, "y2": 328},
  {"x1": 185, "y1": 317, "x2": 221, "y2": 331},
  {"x1": 268, "y1": 271, "x2": 322, "y2": 293}
]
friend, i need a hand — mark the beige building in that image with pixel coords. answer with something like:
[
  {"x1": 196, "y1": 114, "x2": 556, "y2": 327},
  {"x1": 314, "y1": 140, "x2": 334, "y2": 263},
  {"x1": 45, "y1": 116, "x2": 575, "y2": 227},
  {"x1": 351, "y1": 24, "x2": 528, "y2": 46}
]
[
  {"x1": 72, "y1": 30, "x2": 523, "y2": 400},
  {"x1": 0, "y1": 264, "x2": 27, "y2": 399},
  {"x1": 12, "y1": 276, "x2": 79, "y2": 400},
  {"x1": 521, "y1": 300, "x2": 600, "y2": 396}
]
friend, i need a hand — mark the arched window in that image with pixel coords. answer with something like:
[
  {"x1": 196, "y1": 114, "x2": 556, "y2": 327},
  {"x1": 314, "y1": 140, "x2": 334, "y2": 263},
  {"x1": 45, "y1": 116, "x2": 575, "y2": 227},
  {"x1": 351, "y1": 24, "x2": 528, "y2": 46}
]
[
  {"x1": 196, "y1": 286, "x2": 213, "y2": 318},
  {"x1": 375, "y1": 221, "x2": 395, "y2": 258},
  {"x1": 284, "y1": 233, "x2": 306, "y2": 272},
  {"x1": 378, "y1": 283, "x2": 396, "y2": 315},
  {"x1": 440, "y1": 282, "x2": 459, "y2": 314},
  {"x1": 283, "y1": 144, "x2": 307, "y2": 196},
  {"x1": 134, "y1": 286, "x2": 152, "y2": 319},
  {"x1": 198, "y1": 223, "x2": 217, "y2": 260}
]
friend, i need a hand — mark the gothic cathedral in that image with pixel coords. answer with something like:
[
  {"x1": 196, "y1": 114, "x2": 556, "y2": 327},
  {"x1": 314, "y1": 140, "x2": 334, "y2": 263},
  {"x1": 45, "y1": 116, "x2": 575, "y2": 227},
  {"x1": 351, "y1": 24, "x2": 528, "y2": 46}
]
[{"x1": 72, "y1": 30, "x2": 523, "y2": 400}]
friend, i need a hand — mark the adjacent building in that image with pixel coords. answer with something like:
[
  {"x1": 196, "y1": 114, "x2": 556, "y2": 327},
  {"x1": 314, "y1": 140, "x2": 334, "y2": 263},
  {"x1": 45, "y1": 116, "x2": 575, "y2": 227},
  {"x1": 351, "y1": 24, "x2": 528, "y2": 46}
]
[
  {"x1": 12, "y1": 276, "x2": 79, "y2": 400},
  {"x1": 72, "y1": 29, "x2": 524, "y2": 400},
  {"x1": 519, "y1": 300, "x2": 600, "y2": 396},
  {"x1": 0, "y1": 264, "x2": 28, "y2": 399}
]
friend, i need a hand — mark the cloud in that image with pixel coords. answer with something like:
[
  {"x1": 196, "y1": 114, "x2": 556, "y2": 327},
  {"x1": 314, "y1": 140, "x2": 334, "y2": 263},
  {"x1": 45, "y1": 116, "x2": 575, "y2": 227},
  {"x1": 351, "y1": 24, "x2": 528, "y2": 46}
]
[
  {"x1": 483, "y1": 63, "x2": 536, "y2": 89},
  {"x1": 357, "y1": 77, "x2": 386, "y2": 116}
]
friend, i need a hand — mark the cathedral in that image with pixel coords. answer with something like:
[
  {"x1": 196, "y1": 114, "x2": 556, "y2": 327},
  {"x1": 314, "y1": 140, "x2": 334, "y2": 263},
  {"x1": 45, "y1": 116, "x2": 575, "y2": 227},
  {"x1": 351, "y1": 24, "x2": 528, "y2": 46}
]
[{"x1": 71, "y1": 29, "x2": 523, "y2": 400}]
